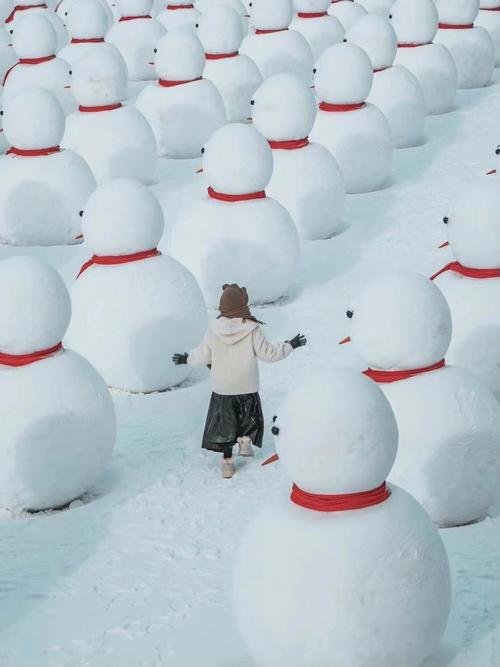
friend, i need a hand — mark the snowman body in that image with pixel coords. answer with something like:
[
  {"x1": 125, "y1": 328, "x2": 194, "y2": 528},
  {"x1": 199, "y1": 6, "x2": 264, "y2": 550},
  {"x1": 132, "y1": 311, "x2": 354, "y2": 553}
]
[{"x1": 106, "y1": 17, "x2": 166, "y2": 81}]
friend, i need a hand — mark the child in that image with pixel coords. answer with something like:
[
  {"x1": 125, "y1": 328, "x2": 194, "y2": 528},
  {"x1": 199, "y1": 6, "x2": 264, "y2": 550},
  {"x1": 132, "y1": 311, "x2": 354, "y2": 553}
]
[{"x1": 173, "y1": 283, "x2": 306, "y2": 478}]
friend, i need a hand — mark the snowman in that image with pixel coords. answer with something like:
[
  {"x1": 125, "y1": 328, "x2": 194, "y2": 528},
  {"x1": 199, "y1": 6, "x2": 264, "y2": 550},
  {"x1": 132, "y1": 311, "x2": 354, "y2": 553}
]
[
  {"x1": 3, "y1": 14, "x2": 74, "y2": 115},
  {"x1": 233, "y1": 369, "x2": 451, "y2": 667},
  {"x1": 290, "y1": 0, "x2": 344, "y2": 62},
  {"x1": 341, "y1": 269, "x2": 500, "y2": 527},
  {"x1": 391, "y1": 0, "x2": 457, "y2": 115},
  {"x1": 310, "y1": 42, "x2": 393, "y2": 194},
  {"x1": 476, "y1": 0, "x2": 500, "y2": 66},
  {"x1": 434, "y1": 0, "x2": 494, "y2": 89},
  {"x1": 240, "y1": 0, "x2": 314, "y2": 85},
  {"x1": 156, "y1": 0, "x2": 200, "y2": 31},
  {"x1": 0, "y1": 256, "x2": 116, "y2": 512},
  {"x1": 56, "y1": 0, "x2": 114, "y2": 29},
  {"x1": 58, "y1": 0, "x2": 123, "y2": 69},
  {"x1": 135, "y1": 30, "x2": 225, "y2": 158},
  {"x1": 252, "y1": 73, "x2": 345, "y2": 240},
  {"x1": 0, "y1": 87, "x2": 95, "y2": 246},
  {"x1": 346, "y1": 13, "x2": 425, "y2": 148},
  {"x1": 5, "y1": 0, "x2": 68, "y2": 50},
  {"x1": 431, "y1": 178, "x2": 500, "y2": 401},
  {"x1": 328, "y1": 0, "x2": 367, "y2": 30},
  {"x1": 65, "y1": 179, "x2": 207, "y2": 393},
  {"x1": 197, "y1": 5, "x2": 261, "y2": 122},
  {"x1": 62, "y1": 49, "x2": 157, "y2": 184},
  {"x1": 171, "y1": 123, "x2": 299, "y2": 307},
  {"x1": 106, "y1": 0, "x2": 166, "y2": 82}
]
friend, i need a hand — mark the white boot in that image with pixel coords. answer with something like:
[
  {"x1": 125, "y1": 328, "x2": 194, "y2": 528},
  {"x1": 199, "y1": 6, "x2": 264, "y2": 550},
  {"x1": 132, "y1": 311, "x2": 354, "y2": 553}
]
[
  {"x1": 222, "y1": 458, "x2": 235, "y2": 479},
  {"x1": 238, "y1": 436, "x2": 254, "y2": 457}
]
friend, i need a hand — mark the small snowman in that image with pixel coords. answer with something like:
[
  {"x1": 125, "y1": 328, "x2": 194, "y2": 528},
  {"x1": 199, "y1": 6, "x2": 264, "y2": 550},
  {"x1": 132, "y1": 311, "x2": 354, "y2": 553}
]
[
  {"x1": 341, "y1": 269, "x2": 500, "y2": 527},
  {"x1": 156, "y1": 0, "x2": 200, "y2": 31},
  {"x1": 310, "y1": 42, "x2": 393, "y2": 194},
  {"x1": 233, "y1": 369, "x2": 451, "y2": 667},
  {"x1": 240, "y1": 0, "x2": 314, "y2": 85},
  {"x1": 5, "y1": 0, "x2": 68, "y2": 50},
  {"x1": 431, "y1": 177, "x2": 500, "y2": 401},
  {"x1": 476, "y1": 0, "x2": 500, "y2": 66},
  {"x1": 0, "y1": 87, "x2": 95, "y2": 246},
  {"x1": 328, "y1": 0, "x2": 367, "y2": 31},
  {"x1": 252, "y1": 73, "x2": 345, "y2": 240},
  {"x1": 434, "y1": 0, "x2": 494, "y2": 89},
  {"x1": 3, "y1": 14, "x2": 74, "y2": 115},
  {"x1": 197, "y1": 5, "x2": 261, "y2": 123},
  {"x1": 346, "y1": 13, "x2": 425, "y2": 148},
  {"x1": 290, "y1": 0, "x2": 344, "y2": 62},
  {"x1": 65, "y1": 179, "x2": 207, "y2": 393},
  {"x1": 135, "y1": 30, "x2": 225, "y2": 158},
  {"x1": 0, "y1": 256, "x2": 116, "y2": 512},
  {"x1": 391, "y1": 0, "x2": 457, "y2": 115},
  {"x1": 171, "y1": 123, "x2": 300, "y2": 307},
  {"x1": 106, "y1": 0, "x2": 166, "y2": 81},
  {"x1": 62, "y1": 49, "x2": 157, "y2": 184},
  {"x1": 56, "y1": 0, "x2": 114, "y2": 30}
]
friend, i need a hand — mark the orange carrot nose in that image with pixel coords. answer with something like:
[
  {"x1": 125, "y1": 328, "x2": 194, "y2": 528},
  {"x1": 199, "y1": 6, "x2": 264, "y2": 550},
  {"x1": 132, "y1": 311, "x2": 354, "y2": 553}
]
[
  {"x1": 196, "y1": 168, "x2": 203, "y2": 173},
  {"x1": 339, "y1": 336, "x2": 351, "y2": 345},
  {"x1": 439, "y1": 241, "x2": 449, "y2": 249},
  {"x1": 262, "y1": 453, "x2": 279, "y2": 466}
]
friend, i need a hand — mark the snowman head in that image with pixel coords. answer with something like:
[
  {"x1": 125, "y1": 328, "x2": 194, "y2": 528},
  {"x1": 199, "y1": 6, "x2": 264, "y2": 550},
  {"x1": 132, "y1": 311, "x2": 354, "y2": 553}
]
[
  {"x1": 252, "y1": 73, "x2": 316, "y2": 142},
  {"x1": 445, "y1": 177, "x2": 500, "y2": 269},
  {"x1": 203, "y1": 123, "x2": 273, "y2": 195},
  {"x1": 274, "y1": 369, "x2": 398, "y2": 494},
  {"x1": 72, "y1": 49, "x2": 127, "y2": 106},
  {"x1": 82, "y1": 179, "x2": 164, "y2": 256},
  {"x1": 251, "y1": 0, "x2": 293, "y2": 31},
  {"x1": 12, "y1": 13, "x2": 56, "y2": 58},
  {"x1": 3, "y1": 87, "x2": 64, "y2": 149},
  {"x1": 0, "y1": 256, "x2": 71, "y2": 355},
  {"x1": 328, "y1": 0, "x2": 366, "y2": 30},
  {"x1": 197, "y1": 5, "x2": 243, "y2": 55},
  {"x1": 346, "y1": 14, "x2": 397, "y2": 70},
  {"x1": 117, "y1": 0, "x2": 153, "y2": 18},
  {"x1": 314, "y1": 42, "x2": 373, "y2": 105},
  {"x1": 154, "y1": 31, "x2": 205, "y2": 81},
  {"x1": 434, "y1": 0, "x2": 479, "y2": 26},
  {"x1": 66, "y1": 0, "x2": 108, "y2": 39},
  {"x1": 294, "y1": 0, "x2": 330, "y2": 13},
  {"x1": 390, "y1": 0, "x2": 438, "y2": 45},
  {"x1": 347, "y1": 270, "x2": 452, "y2": 370}
]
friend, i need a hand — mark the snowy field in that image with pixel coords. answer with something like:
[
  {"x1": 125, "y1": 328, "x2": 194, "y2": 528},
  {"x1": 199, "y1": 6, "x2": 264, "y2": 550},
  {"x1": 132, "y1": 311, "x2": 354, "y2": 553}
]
[{"x1": 1, "y1": 75, "x2": 500, "y2": 667}]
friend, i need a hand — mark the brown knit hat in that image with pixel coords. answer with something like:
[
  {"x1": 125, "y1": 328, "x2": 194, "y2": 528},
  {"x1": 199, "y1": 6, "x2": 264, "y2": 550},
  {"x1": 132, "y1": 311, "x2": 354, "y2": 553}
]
[{"x1": 218, "y1": 284, "x2": 259, "y2": 322}]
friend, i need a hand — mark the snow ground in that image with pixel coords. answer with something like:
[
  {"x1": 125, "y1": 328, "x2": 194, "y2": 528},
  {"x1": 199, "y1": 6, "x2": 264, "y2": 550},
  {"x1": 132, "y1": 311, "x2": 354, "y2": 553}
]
[{"x1": 1, "y1": 77, "x2": 500, "y2": 666}]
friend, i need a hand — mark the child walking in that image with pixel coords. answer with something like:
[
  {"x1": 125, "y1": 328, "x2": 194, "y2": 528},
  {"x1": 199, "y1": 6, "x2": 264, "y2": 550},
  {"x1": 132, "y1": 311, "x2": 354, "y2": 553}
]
[{"x1": 173, "y1": 284, "x2": 306, "y2": 478}]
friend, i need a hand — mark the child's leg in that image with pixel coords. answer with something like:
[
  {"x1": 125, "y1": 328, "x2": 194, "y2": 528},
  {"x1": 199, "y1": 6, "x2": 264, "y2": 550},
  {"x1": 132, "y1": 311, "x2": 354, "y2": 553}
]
[
  {"x1": 223, "y1": 445, "x2": 233, "y2": 459},
  {"x1": 221, "y1": 445, "x2": 234, "y2": 479}
]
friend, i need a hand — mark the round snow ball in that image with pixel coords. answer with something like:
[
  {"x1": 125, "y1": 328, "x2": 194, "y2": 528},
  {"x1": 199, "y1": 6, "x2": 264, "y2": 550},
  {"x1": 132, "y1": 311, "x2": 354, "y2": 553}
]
[
  {"x1": 349, "y1": 270, "x2": 452, "y2": 370},
  {"x1": 66, "y1": 0, "x2": 108, "y2": 39},
  {"x1": 0, "y1": 256, "x2": 71, "y2": 354},
  {"x1": 295, "y1": 0, "x2": 330, "y2": 11},
  {"x1": 197, "y1": 5, "x2": 243, "y2": 55},
  {"x1": 82, "y1": 179, "x2": 164, "y2": 255},
  {"x1": 435, "y1": 0, "x2": 479, "y2": 26},
  {"x1": 203, "y1": 123, "x2": 273, "y2": 194},
  {"x1": 346, "y1": 14, "x2": 397, "y2": 70},
  {"x1": 117, "y1": 0, "x2": 153, "y2": 17},
  {"x1": 12, "y1": 13, "x2": 57, "y2": 59},
  {"x1": 251, "y1": 0, "x2": 292, "y2": 30},
  {"x1": 154, "y1": 31, "x2": 205, "y2": 81},
  {"x1": 252, "y1": 73, "x2": 316, "y2": 141},
  {"x1": 390, "y1": 0, "x2": 438, "y2": 46},
  {"x1": 448, "y1": 177, "x2": 500, "y2": 269},
  {"x1": 3, "y1": 87, "x2": 64, "y2": 149},
  {"x1": 315, "y1": 43, "x2": 373, "y2": 104},
  {"x1": 275, "y1": 369, "x2": 398, "y2": 494},
  {"x1": 72, "y1": 49, "x2": 127, "y2": 106}
]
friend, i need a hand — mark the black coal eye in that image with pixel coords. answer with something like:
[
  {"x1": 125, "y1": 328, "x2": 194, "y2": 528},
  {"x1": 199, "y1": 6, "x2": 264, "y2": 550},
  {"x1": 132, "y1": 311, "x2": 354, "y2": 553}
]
[
  {"x1": 195, "y1": 22, "x2": 198, "y2": 27},
  {"x1": 313, "y1": 67, "x2": 316, "y2": 73},
  {"x1": 9, "y1": 29, "x2": 13, "y2": 34},
  {"x1": 69, "y1": 70, "x2": 72, "y2": 75},
  {"x1": 346, "y1": 310, "x2": 353, "y2": 319},
  {"x1": 64, "y1": 10, "x2": 67, "y2": 15},
  {"x1": 271, "y1": 425, "x2": 280, "y2": 436},
  {"x1": 496, "y1": 146, "x2": 500, "y2": 155},
  {"x1": 154, "y1": 48, "x2": 157, "y2": 53},
  {"x1": 342, "y1": 38, "x2": 347, "y2": 42},
  {"x1": 201, "y1": 147, "x2": 205, "y2": 154},
  {"x1": 389, "y1": 13, "x2": 392, "y2": 18},
  {"x1": 250, "y1": 99, "x2": 254, "y2": 105},
  {"x1": 79, "y1": 210, "x2": 83, "y2": 217},
  {"x1": 443, "y1": 216, "x2": 448, "y2": 224},
  {"x1": 0, "y1": 110, "x2": 3, "y2": 116},
  {"x1": 272, "y1": 415, "x2": 277, "y2": 423}
]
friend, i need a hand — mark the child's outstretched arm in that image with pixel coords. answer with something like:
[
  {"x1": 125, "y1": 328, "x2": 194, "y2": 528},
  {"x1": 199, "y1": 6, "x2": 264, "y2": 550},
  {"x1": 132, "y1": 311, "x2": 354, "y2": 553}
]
[
  {"x1": 172, "y1": 330, "x2": 212, "y2": 367},
  {"x1": 252, "y1": 327, "x2": 306, "y2": 363}
]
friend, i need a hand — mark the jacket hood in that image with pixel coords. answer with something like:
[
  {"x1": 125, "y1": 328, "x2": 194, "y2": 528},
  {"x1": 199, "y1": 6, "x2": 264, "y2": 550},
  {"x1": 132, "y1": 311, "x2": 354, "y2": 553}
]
[{"x1": 210, "y1": 317, "x2": 259, "y2": 345}]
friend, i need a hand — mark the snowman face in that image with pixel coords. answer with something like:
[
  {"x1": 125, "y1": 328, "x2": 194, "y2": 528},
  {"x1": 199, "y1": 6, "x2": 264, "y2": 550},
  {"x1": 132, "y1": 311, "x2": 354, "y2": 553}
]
[
  {"x1": 389, "y1": 0, "x2": 438, "y2": 45},
  {"x1": 197, "y1": 5, "x2": 243, "y2": 55},
  {"x1": 154, "y1": 31, "x2": 205, "y2": 81},
  {"x1": 294, "y1": 0, "x2": 330, "y2": 13},
  {"x1": 73, "y1": 50, "x2": 127, "y2": 106},
  {"x1": 345, "y1": 14, "x2": 397, "y2": 70},
  {"x1": 314, "y1": 42, "x2": 373, "y2": 104},
  {"x1": 3, "y1": 87, "x2": 64, "y2": 149},
  {"x1": 348, "y1": 270, "x2": 452, "y2": 370},
  {"x1": 12, "y1": 13, "x2": 56, "y2": 58},
  {"x1": 117, "y1": 0, "x2": 153, "y2": 18},
  {"x1": 274, "y1": 369, "x2": 398, "y2": 494},
  {"x1": 66, "y1": 0, "x2": 107, "y2": 39},
  {"x1": 434, "y1": 0, "x2": 479, "y2": 25},
  {"x1": 251, "y1": 0, "x2": 293, "y2": 30}
]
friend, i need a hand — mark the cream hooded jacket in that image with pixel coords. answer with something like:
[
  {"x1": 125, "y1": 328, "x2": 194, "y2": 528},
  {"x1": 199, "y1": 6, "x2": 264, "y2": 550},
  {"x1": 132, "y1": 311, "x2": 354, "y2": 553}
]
[{"x1": 187, "y1": 317, "x2": 293, "y2": 396}]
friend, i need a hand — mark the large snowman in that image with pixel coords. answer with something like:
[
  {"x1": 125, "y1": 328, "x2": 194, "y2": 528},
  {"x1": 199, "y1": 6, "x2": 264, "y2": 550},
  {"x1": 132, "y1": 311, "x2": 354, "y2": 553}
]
[
  {"x1": 233, "y1": 368, "x2": 451, "y2": 667},
  {"x1": 0, "y1": 256, "x2": 116, "y2": 512},
  {"x1": 342, "y1": 269, "x2": 500, "y2": 527},
  {"x1": 5, "y1": 0, "x2": 68, "y2": 50}
]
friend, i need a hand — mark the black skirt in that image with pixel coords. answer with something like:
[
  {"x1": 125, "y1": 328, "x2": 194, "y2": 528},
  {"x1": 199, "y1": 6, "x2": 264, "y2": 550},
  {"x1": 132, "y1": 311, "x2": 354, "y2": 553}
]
[{"x1": 202, "y1": 392, "x2": 264, "y2": 452}]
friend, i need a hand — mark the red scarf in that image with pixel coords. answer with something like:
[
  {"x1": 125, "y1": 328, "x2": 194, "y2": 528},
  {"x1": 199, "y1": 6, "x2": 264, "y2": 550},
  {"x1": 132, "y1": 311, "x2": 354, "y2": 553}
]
[
  {"x1": 268, "y1": 137, "x2": 309, "y2": 150},
  {"x1": 297, "y1": 11, "x2": 327, "y2": 17},
  {"x1": 7, "y1": 145, "x2": 60, "y2": 156},
  {"x1": 119, "y1": 14, "x2": 151, "y2": 20},
  {"x1": 438, "y1": 22, "x2": 473, "y2": 28},
  {"x1": 291, "y1": 482, "x2": 391, "y2": 512},
  {"x1": 481, "y1": 6, "x2": 500, "y2": 10},
  {"x1": 77, "y1": 248, "x2": 160, "y2": 278},
  {"x1": 5, "y1": 2, "x2": 47, "y2": 23},
  {"x1": 0, "y1": 342, "x2": 63, "y2": 367},
  {"x1": 398, "y1": 42, "x2": 432, "y2": 47},
  {"x1": 205, "y1": 52, "x2": 238, "y2": 59},
  {"x1": 166, "y1": 3, "x2": 193, "y2": 7},
  {"x1": 430, "y1": 261, "x2": 500, "y2": 281},
  {"x1": 159, "y1": 76, "x2": 202, "y2": 87},
  {"x1": 255, "y1": 27, "x2": 288, "y2": 34},
  {"x1": 374, "y1": 65, "x2": 390, "y2": 72},
  {"x1": 363, "y1": 359, "x2": 445, "y2": 383},
  {"x1": 208, "y1": 187, "x2": 266, "y2": 202},
  {"x1": 79, "y1": 103, "x2": 122, "y2": 112},
  {"x1": 319, "y1": 101, "x2": 365, "y2": 112},
  {"x1": 3, "y1": 54, "x2": 55, "y2": 85},
  {"x1": 71, "y1": 37, "x2": 105, "y2": 43}
]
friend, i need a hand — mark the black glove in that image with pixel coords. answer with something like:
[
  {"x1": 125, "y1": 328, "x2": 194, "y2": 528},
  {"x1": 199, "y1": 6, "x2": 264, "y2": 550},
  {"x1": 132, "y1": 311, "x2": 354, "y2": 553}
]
[
  {"x1": 288, "y1": 334, "x2": 307, "y2": 350},
  {"x1": 172, "y1": 353, "x2": 188, "y2": 365}
]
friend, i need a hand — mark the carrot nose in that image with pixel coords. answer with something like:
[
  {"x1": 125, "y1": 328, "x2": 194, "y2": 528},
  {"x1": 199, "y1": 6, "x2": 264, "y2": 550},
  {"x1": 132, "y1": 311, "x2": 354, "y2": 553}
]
[
  {"x1": 64, "y1": 84, "x2": 71, "y2": 89},
  {"x1": 439, "y1": 241, "x2": 449, "y2": 248},
  {"x1": 262, "y1": 453, "x2": 279, "y2": 466},
  {"x1": 196, "y1": 167, "x2": 203, "y2": 173},
  {"x1": 339, "y1": 336, "x2": 351, "y2": 345}
]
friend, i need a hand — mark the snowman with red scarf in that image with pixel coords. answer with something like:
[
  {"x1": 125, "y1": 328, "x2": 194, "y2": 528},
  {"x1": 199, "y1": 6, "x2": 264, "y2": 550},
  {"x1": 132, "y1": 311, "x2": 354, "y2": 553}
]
[{"x1": 4, "y1": 0, "x2": 68, "y2": 49}]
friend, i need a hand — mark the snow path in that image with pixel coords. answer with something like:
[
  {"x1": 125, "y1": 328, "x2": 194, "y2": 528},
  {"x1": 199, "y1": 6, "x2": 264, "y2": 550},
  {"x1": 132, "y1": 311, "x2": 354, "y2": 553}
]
[{"x1": 1, "y1": 78, "x2": 500, "y2": 666}]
